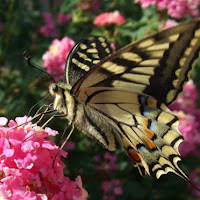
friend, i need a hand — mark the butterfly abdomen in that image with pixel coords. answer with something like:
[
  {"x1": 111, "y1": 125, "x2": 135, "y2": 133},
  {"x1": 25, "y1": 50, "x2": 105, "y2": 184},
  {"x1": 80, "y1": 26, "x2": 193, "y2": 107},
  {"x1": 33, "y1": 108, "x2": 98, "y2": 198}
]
[{"x1": 74, "y1": 103, "x2": 117, "y2": 151}]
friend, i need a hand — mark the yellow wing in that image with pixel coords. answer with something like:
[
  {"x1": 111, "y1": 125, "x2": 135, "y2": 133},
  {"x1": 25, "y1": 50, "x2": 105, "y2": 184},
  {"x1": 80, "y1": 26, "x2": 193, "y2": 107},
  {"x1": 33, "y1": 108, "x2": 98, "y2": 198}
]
[
  {"x1": 73, "y1": 21, "x2": 200, "y2": 106},
  {"x1": 58, "y1": 21, "x2": 200, "y2": 179},
  {"x1": 78, "y1": 87, "x2": 187, "y2": 179}
]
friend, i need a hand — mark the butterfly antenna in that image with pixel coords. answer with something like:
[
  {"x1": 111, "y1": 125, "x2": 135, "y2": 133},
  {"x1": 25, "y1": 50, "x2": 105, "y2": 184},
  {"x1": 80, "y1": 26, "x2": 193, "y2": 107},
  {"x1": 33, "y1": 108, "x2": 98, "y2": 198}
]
[
  {"x1": 23, "y1": 51, "x2": 56, "y2": 83},
  {"x1": 27, "y1": 93, "x2": 51, "y2": 117}
]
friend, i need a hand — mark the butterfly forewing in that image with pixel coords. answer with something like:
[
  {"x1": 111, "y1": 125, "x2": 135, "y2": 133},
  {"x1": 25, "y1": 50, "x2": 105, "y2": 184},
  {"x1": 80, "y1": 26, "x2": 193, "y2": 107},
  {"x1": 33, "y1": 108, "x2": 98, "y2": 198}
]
[
  {"x1": 73, "y1": 21, "x2": 200, "y2": 105},
  {"x1": 64, "y1": 36, "x2": 113, "y2": 86}
]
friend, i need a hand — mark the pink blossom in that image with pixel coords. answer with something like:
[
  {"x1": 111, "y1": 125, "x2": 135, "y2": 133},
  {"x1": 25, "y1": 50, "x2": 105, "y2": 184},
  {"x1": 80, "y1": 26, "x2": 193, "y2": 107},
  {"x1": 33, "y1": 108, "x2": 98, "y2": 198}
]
[
  {"x1": 42, "y1": 37, "x2": 75, "y2": 80},
  {"x1": 169, "y1": 81, "x2": 200, "y2": 157},
  {"x1": 0, "y1": 184, "x2": 11, "y2": 199},
  {"x1": 136, "y1": 0, "x2": 200, "y2": 18},
  {"x1": 42, "y1": 13, "x2": 54, "y2": 24},
  {"x1": 0, "y1": 116, "x2": 88, "y2": 200},
  {"x1": 39, "y1": 12, "x2": 57, "y2": 38},
  {"x1": 162, "y1": 19, "x2": 178, "y2": 30},
  {"x1": 135, "y1": 0, "x2": 156, "y2": 8},
  {"x1": 94, "y1": 11, "x2": 126, "y2": 27},
  {"x1": 57, "y1": 13, "x2": 72, "y2": 25},
  {"x1": 91, "y1": 0, "x2": 101, "y2": 12},
  {"x1": 64, "y1": 141, "x2": 76, "y2": 151},
  {"x1": 94, "y1": 152, "x2": 118, "y2": 172},
  {"x1": 110, "y1": 43, "x2": 116, "y2": 50},
  {"x1": 0, "y1": 117, "x2": 8, "y2": 126},
  {"x1": 174, "y1": 111, "x2": 200, "y2": 157},
  {"x1": 102, "y1": 179, "x2": 123, "y2": 199},
  {"x1": 168, "y1": 1, "x2": 190, "y2": 18},
  {"x1": 187, "y1": 169, "x2": 200, "y2": 198},
  {"x1": 75, "y1": 176, "x2": 88, "y2": 199},
  {"x1": 157, "y1": 0, "x2": 168, "y2": 10},
  {"x1": 170, "y1": 80, "x2": 198, "y2": 114}
]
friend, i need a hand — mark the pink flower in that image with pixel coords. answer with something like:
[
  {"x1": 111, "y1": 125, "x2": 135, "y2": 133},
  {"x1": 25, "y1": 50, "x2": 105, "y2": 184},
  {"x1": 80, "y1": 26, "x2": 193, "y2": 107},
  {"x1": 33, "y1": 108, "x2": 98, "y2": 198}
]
[
  {"x1": 42, "y1": 13, "x2": 54, "y2": 24},
  {"x1": 94, "y1": 152, "x2": 118, "y2": 172},
  {"x1": 94, "y1": 11, "x2": 126, "y2": 27},
  {"x1": 57, "y1": 13, "x2": 72, "y2": 25},
  {"x1": 42, "y1": 37, "x2": 75, "y2": 80},
  {"x1": 135, "y1": 0, "x2": 156, "y2": 8},
  {"x1": 169, "y1": 81, "x2": 200, "y2": 157},
  {"x1": 187, "y1": 169, "x2": 200, "y2": 198},
  {"x1": 75, "y1": 176, "x2": 88, "y2": 199},
  {"x1": 170, "y1": 80, "x2": 198, "y2": 114},
  {"x1": 157, "y1": 0, "x2": 168, "y2": 9},
  {"x1": 0, "y1": 116, "x2": 88, "y2": 199},
  {"x1": 64, "y1": 141, "x2": 76, "y2": 151},
  {"x1": 102, "y1": 179, "x2": 123, "y2": 199},
  {"x1": 91, "y1": 0, "x2": 101, "y2": 12},
  {"x1": 0, "y1": 117, "x2": 8, "y2": 126},
  {"x1": 136, "y1": 0, "x2": 200, "y2": 18},
  {"x1": 175, "y1": 111, "x2": 200, "y2": 157},
  {"x1": 39, "y1": 12, "x2": 57, "y2": 38},
  {"x1": 162, "y1": 19, "x2": 178, "y2": 30},
  {"x1": 168, "y1": 0, "x2": 190, "y2": 18}
]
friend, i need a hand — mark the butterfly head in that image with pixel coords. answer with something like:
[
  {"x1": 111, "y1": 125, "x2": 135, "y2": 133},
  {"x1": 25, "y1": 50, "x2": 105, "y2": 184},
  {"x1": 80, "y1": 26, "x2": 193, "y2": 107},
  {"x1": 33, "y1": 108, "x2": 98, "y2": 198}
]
[{"x1": 49, "y1": 82, "x2": 74, "y2": 120}]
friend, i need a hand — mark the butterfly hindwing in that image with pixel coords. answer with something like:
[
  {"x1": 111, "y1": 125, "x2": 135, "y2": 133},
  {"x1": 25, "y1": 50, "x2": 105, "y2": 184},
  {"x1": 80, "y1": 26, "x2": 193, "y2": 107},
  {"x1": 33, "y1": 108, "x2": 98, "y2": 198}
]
[
  {"x1": 77, "y1": 87, "x2": 187, "y2": 179},
  {"x1": 73, "y1": 21, "x2": 200, "y2": 105},
  {"x1": 65, "y1": 36, "x2": 113, "y2": 86}
]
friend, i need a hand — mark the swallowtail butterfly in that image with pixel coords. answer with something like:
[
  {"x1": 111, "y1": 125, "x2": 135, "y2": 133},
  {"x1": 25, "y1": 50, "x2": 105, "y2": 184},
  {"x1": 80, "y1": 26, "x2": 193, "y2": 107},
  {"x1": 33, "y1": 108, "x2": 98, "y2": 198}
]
[{"x1": 49, "y1": 21, "x2": 200, "y2": 179}]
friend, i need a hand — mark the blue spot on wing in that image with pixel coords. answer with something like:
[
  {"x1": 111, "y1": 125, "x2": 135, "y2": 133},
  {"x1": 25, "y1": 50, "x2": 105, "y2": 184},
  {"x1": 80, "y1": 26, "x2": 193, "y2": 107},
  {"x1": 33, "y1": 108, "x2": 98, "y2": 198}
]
[
  {"x1": 143, "y1": 109, "x2": 149, "y2": 117},
  {"x1": 150, "y1": 122, "x2": 157, "y2": 131},
  {"x1": 140, "y1": 96, "x2": 147, "y2": 105}
]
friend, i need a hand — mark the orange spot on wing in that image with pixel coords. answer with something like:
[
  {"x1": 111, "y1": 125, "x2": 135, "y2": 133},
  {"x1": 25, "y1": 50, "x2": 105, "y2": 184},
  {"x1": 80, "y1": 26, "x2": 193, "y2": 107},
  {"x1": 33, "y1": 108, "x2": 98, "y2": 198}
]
[
  {"x1": 144, "y1": 129, "x2": 155, "y2": 139},
  {"x1": 127, "y1": 148, "x2": 141, "y2": 163},
  {"x1": 143, "y1": 119, "x2": 149, "y2": 127},
  {"x1": 143, "y1": 136, "x2": 156, "y2": 150},
  {"x1": 147, "y1": 97, "x2": 157, "y2": 106}
]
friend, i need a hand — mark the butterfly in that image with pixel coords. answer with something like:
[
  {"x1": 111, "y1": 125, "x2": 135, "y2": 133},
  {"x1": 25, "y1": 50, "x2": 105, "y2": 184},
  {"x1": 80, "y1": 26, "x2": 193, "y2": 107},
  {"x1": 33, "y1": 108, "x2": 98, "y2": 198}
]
[{"x1": 49, "y1": 20, "x2": 200, "y2": 179}]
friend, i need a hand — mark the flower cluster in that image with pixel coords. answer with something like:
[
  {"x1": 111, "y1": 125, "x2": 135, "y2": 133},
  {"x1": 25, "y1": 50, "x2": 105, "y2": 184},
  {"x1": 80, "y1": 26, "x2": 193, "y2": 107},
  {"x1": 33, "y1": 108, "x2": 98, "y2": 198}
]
[
  {"x1": 94, "y1": 152, "x2": 123, "y2": 199},
  {"x1": 102, "y1": 179, "x2": 123, "y2": 200},
  {"x1": 0, "y1": 116, "x2": 88, "y2": 199},
  {"x1": 94, "y1": 152, "x2": 118, "y2": 173},
  {"x1": 42, "y1": 37, "x2": 75, "y2": 80},
  {"x1": 94, "y1": 11, "x2": 126, "y2": 27},
  {"x1": 39, "y1": 12, "x2": 72, "y2": 38},
  {"x1": 136, "y1": 0, "x2": 200, "y2": 18},
  {"x1": 39, "y1": 13, "x2": 57, "y2": 38},
  {"x1": 57, "y1": 13, "x2": 72, "y2": 25},
  {"x1": 169, "y1": 80, "x2": 200, "y2": 157}
]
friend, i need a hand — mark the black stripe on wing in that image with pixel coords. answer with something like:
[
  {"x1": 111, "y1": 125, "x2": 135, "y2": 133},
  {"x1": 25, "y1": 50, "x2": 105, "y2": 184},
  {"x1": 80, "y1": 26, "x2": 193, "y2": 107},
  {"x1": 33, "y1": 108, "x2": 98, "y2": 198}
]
[
  {"x1": 72, "y1": 21, "x2": 200, "y2": 106},
  {"x1": 64, "y1": 36, "x2": 113, "y2": 86}
]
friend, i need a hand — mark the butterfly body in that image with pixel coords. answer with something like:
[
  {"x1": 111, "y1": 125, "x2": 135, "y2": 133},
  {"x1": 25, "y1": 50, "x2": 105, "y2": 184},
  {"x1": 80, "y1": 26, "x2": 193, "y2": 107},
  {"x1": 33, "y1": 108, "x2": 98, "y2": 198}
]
[
  {"x1": 49, "y1": 21, "x2": 200, "y2": 179},
  {"x1": 50, "y1": 83, "x2": 117, "y2": 151}
]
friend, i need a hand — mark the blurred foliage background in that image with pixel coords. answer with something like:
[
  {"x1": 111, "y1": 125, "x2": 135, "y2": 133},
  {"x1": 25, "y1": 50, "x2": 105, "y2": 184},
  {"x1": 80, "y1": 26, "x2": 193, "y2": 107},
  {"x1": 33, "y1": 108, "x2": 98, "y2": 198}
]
[{"x1": 0, "y1": 0, "x2": 200, "y2": 199}]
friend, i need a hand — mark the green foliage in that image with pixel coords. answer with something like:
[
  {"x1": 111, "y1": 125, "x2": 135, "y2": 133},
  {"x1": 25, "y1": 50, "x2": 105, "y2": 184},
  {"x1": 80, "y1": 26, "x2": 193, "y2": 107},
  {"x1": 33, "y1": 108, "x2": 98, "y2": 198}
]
[{"x1": 0, "y1": 0, "x2": 200, "y2": 199}]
